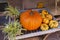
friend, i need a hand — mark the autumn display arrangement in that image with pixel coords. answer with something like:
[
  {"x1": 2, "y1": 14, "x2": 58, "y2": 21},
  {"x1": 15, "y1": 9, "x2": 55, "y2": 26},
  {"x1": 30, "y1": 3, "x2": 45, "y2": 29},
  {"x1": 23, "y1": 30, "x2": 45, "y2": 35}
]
[{"x1": 2, "y1": 5, "x2": 58, "y2": 40}]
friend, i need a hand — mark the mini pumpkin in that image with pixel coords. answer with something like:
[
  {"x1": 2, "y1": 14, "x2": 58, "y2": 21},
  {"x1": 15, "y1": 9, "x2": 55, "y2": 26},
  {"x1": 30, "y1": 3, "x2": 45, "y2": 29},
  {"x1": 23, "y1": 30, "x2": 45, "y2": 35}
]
[
  {"x1": 37, "y1": 2, "x2": 44, "y2": 8},
  {"x1": 20, "y1": 10, "x2": 42, "y2": 30},
  {"x1": 40, "y1": 24, "x2": 49, "y2": 31},
  {"x1": 45, "y1": 14, "x2": 53, "y2": 20},
  {"x1": 49, "y1": 20, "x2": 58, "y2": 28},
  {"x1": 43, "y1": 18, "x2": 49, "y2": 24},
  {"x1": 40, "y1": 13, "x2": 46, "y2": 18},
  {"x1": 42, "y1": 10, "x2": 48, "y2": 15},
  {"x1": 41, "y1": 10, "x2": 49, "y2": 18}
]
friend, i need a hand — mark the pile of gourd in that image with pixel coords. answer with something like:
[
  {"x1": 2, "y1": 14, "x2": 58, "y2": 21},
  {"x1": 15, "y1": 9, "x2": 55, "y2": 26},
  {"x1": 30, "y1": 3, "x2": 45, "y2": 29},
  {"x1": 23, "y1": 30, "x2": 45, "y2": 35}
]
[
  {"x1": 20, "y1": 9, "x2": 58, "y2": 31},
  {"x1": 40, "y1": 10, "x2": 58, "y2": 31}
]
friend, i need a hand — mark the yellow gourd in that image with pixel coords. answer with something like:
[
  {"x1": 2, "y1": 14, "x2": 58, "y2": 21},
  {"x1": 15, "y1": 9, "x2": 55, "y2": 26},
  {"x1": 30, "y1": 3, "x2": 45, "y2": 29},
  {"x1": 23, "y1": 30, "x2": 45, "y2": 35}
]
[
  {"x1": 42, "y1": 10, "x2": 48, "y2": 15},
  {"x1": 40, "y1": 10, "x2": 49, "y2": 18},
  {"x1": 45, "y1": 14, "x2": 53, "y2": 20},
  {"x1": 40, "y1": 24, "x2": 49, "y2": 31},
  {"x1": 37, "y1": 2, "x2": 44, "y2": 8},
  {"x1": 49, "y1": 20, "x2": 58, "y2": 28},
  {"x1": 43, "y1": 18, "x2": 49, "y2": 24},
  {"x1": 40, "y1": 13, "x2": 46, "y2": 18}
]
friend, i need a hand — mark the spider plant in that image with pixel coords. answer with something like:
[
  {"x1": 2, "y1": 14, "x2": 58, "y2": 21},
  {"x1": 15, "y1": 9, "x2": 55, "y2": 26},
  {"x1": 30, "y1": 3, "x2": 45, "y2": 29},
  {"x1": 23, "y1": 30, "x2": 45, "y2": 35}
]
[
  {"x1": 3, "y1": 21, "x2": 26, "y2": 40},
  {"x1": 4, "y1": 5, "x2": 20, "y2": 21}
]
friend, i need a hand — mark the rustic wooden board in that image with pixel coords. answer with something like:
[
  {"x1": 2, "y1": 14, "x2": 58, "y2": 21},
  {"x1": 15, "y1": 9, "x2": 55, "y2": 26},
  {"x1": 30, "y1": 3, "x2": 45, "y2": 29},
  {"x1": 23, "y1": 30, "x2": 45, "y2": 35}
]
[{"x1": 16, "y1": 28, "x2": 60, "y2": 40}]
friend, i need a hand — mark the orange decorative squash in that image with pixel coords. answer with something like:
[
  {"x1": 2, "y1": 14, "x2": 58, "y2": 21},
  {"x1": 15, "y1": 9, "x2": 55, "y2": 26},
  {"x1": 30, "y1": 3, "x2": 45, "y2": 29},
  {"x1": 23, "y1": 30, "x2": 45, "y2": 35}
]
[{"x1": 20, "y1": 10, "x2": 42, "y2": 30}]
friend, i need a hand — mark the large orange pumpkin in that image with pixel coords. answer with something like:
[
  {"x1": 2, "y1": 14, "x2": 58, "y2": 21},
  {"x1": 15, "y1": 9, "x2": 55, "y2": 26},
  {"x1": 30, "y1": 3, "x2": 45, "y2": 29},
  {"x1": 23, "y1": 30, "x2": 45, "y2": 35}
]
[{"x1": 20, "y1": 10, "x2": 42, "y2": 30}]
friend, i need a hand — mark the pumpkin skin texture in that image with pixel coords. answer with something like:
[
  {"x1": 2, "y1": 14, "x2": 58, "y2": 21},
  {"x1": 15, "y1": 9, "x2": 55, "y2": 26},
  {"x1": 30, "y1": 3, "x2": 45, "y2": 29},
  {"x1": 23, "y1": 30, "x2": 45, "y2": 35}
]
[{"x1": 20, "y1": 10, "x2": 42, "y2": 30}]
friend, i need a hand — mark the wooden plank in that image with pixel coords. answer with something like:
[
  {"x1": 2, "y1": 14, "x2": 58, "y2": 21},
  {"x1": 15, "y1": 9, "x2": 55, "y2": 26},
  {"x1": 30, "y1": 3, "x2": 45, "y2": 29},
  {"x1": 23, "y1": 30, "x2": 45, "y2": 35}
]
[{"x1": 15, "y1": 28, "x2": 60, "y2": 40}]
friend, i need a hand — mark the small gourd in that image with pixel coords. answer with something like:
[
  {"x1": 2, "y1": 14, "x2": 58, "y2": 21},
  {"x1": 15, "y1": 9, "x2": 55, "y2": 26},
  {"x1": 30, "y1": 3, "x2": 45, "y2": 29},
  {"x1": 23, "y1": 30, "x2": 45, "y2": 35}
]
[
  {"x1": 40, "y1": 24, "x2": 49, "y2": 31},
  {"x1": 42, "y1": 10, "x2": 48, "y2": 15},
  {"x1": 49, "y1": 20, "x2": 58, "y2": 28},
  {"x1": 40, "y1": 13, "x2": 45, "y2": 18},
  {"x1": 45, "y1": 14, "x2": 53, "y2": 20},
  {"x1": 37, "y1": 2, "x2": 44, "y2": 8},
  {"x1": 43, "y1": 18, "x2": 49, "y2": 24}
]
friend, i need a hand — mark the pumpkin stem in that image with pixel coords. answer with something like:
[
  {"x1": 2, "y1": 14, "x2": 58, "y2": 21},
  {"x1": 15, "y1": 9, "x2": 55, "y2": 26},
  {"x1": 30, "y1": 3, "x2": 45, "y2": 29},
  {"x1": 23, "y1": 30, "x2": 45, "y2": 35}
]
[{"x1": 30, "y1": 11, "x2": 33, "y2": 16}]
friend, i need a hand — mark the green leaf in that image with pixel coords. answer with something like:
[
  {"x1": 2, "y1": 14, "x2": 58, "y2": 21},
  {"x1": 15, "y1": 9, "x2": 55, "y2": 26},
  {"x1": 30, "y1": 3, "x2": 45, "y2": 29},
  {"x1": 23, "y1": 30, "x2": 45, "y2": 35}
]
[{"x1": 3, "y1": 21, "x2": 25, "y2": 37}]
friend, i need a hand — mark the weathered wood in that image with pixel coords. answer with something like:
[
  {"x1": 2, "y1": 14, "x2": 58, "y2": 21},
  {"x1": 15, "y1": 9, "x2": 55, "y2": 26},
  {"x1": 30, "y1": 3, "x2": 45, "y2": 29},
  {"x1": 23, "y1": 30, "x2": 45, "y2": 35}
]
[{"x1": 43, "y1": 31, "x2": 60, "y2": 40}]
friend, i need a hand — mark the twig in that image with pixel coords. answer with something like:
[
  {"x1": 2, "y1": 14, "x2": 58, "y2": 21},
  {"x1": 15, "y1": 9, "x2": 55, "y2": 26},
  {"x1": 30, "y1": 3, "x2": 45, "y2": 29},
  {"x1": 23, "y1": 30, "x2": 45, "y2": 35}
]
[{"x1": 43, "y1": 34, "x2": 51, "y2": 40}]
